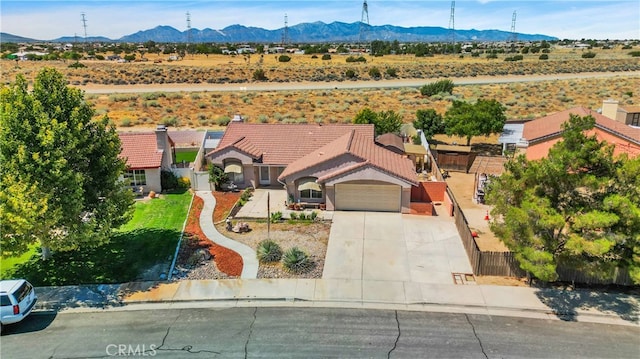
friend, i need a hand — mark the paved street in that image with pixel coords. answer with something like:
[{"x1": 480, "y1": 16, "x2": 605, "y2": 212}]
[
  {"x1": 324, "y1": 212, "x2": 473, "y2": 284},
  {"x1": 2, "y1": 307, "x2": 638, "y2": 358}
]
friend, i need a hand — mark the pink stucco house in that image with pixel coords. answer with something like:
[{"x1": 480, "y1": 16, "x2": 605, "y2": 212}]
[
  {"x1": 206, "y1": 122, "x2": 418, "y2": 213},
  {"x1": 519, "y1": 106, "x2": 640, "y2": 160}
]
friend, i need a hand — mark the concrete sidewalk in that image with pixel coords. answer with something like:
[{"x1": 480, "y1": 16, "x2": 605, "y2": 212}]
[
  {"x1": 196, "y1": 191, "x2": 258, "y2": 279},
  {"x1": 34, "y1": 279, "x2": 639, "y2": 327}
]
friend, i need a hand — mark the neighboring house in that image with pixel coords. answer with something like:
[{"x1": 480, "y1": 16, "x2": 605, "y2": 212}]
[
  {"x1": 602, "y1": 99, "x2": 640, "y2": 127},
  {"x1": 519, "y1": 106, "x2": 640, "y2": 160},
  {"x1": 207, "y1": 123, "x2": 418, "y2": 213},
  {"x1": 119, "y1": 125, "x2": 175, "y2": 193}
]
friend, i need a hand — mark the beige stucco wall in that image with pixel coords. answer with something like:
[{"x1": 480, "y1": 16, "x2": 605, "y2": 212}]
[{"x1": 143, "y1": 168, "x2": 162, "y2": 193}]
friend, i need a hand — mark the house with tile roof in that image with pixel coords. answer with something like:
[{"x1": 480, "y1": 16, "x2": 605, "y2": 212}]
[
  {"x1": 119, "y1": 125, "x2": 175, "y2": 193},
  {"x1": 519, "y1": 106, "x2": 640, "y2": 160},
  {"x1": 602, "y1": 99, "x2": 640, "y2": 127},
  {"x1": 207, "y1": 122, "x2": 419, "y2": 213}
]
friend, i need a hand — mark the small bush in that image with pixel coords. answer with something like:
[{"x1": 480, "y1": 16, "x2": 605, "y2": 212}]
[
  {"x1": 298, "y1": 212, "x2": 307, "y2": 220},
  {"x1": 161, "y1": 170, "x2": 179, "y2": 191},
  {"x1": 368, "y1": 67, "x2": 381, "y2": 79},
  {"x1": 628, "y1": 51, "x2": 640, "y2": 57},
  {"x1": 161, "y1": 116, "x2": 179, "y2": 127},
  {"x1": 386, "y1": 67, "x2": 398, "y2": 77},
  {"x1": 253, "y1": 69, "x2": 267, "y2": 81},
  {"x1": 321, "y1": 54, "x2": 332, "y2": 60},
  {"x1": 539, "y1": 54, "x2": 549, "y2": 60},
  {"x1": 486, "y1": 53, "x2": 498, "y2": 59},
  {"x1": 581, "y1": 51, "x2": 596, "y2": 59},
  {"x1": 420, "y1": 79, "x2": 454, "y2": 97},
  {"x1": 504, "y1": 55, "x2": 523, "y2": 61},
  {"x1": 177, "y1": 177, "x2": 190, "y2": 189},
  {"x1": 309, "y1": 211, "x2": 318, "y2": 221},
  {"x1": 68, "y1": 62, "x2": 86, "y2": 68},
  {"x1": 345, "y1": 69, "x2": 357, "y2": 79},
  {"x1": 216, "y1": 116, "x2": 231, "y2": 126},
  {"x1": 289, "y1": 212, "x2": 298, "y2": 220},
  {"x1": 256, "y1": 240, "x2": 283, "y2": 263},
  {"x1": 278, "y1": 55, "x2": 291, "y2": 62},
  {"x1": 311, "y1": 55, "x2": 318, "y2": 59},
  {"x1": 120, "y1": 118, "x2": 132, "y2": 127},
  {"x1": 346, "y1": 56, "x2": 366, "y2": 63},
  {"x1": 282, "y1": 247, "x2": 311, "y2": 273},
  {"x1": 270, "y1": 211, "x2": 283, "y2": 223}
]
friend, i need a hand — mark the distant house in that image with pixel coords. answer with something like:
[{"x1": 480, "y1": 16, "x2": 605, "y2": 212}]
[
  {"x1": 207, "y1": 123, "x2": 418, "y2": 213},
  {"x1": 519, "y1": 106, "x2": 640, "y2": 160},
  {"x1": 602, "y1": 99, "x2": 640, "y2": 127},
  {"x1": 119, "y1": 125, "x2": 175, "y2": 193}
]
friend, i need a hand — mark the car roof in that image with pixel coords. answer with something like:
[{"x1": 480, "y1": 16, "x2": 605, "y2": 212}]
[{"x1": 0, "y1": 279, "x2": 26, "y2": 293}]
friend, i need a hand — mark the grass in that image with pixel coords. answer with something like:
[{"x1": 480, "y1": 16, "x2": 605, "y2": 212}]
[
  {"x1": 2, "y1": 191, "x2": 193, "y2": 286},
  {"x1": 175, "y1": 150, "x2": 198, "y2": 163}
]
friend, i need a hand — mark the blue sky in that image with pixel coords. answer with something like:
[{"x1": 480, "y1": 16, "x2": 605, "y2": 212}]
[{"x1": 1, "y1": 1, "x2": 638, "y2": 40}]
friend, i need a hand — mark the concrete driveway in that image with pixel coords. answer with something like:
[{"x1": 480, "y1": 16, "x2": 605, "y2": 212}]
[{"x1": 323, "y1": 212, "x2": 473, "y2": 284}]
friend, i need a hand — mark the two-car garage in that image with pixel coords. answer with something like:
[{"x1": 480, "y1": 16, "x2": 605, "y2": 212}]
[{"x1": 334, "y1": 183, "x2": 401, "y2": 212}]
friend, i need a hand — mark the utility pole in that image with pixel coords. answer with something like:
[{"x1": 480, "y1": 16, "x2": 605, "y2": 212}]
[
  {"x1": 448, "y1": 1, "x2": 455, "y2": 54},
  {"x1": 186, "y1": 11, "x2": 192, "y2": 57},
  {"x1": 510, "y1": 10, "x2": 518, "y2": 52}
]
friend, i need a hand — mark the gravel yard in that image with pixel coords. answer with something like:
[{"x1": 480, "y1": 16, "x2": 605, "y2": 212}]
[{"x1": 219, "y1": 221, "x2": 330, "y2": 279}]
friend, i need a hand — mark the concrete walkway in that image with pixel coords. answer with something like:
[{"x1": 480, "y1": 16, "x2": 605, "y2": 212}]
[{"x1": 196, "y1": 191, "x2": 258, "y2": 279}]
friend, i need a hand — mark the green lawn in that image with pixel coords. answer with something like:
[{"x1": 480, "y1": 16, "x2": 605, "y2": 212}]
[
  {"x1": 175, "y1": 151, "x2": 198, "y2": 164},
  {"x1": 2, "y1": 191, "x2": 193, "y2": 286}
]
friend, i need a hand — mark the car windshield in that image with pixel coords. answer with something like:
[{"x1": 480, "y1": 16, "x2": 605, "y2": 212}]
[{"x1": 14, "y1": 282, "x2": 31, "y2": 302}]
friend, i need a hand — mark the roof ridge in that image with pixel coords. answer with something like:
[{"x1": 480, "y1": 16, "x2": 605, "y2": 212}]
[{"x1": 345, "y1": 130, "x2": 355, "y2": 153}]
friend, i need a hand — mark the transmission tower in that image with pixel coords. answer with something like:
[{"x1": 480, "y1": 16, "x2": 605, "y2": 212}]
[
  {"x1": 186, "y1": 11, "x2": 192, "y2": 54},
  {"x1": 281, "y1": 13, "x2": 289, "y2": 47},
  {"x1": 448, "y1": 1, "x2": 455, "y2": 54},
  {"x1": 510, "y1": 11, "x2": 518, "y2": 47},
  {"x1": 359, "y1": 0, "x2": 370, "y2": 52},
  {"x1": 81, "y1": 12, "x2": 88, "y2": 43}
]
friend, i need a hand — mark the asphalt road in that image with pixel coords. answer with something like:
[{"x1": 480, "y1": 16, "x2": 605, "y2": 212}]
[
  {"x1": 78, "y1": 71, "x2": 640, "y2": 94},
  {"x1": 2, "y1": 307, "x2": 638, "y2": 358}
]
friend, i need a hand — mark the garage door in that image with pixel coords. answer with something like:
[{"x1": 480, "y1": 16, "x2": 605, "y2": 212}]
[{"x1": 335, "y1": 183, "x2": 401, "y2": 212}]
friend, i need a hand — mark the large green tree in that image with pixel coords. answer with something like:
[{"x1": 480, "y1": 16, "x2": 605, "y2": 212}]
[
  {"x1": 486, "y1": 114, "x2": 640, "y2": 283},
  {"x1": 413, "y1": 109, "x2": 445, "y2": 141},
  {"x1": 353, "y1": 107, "x2": 402, "y2": 136},
  {"x1": 444, "y1": 99, "x2": 507, "y2": 145},
  {"x1": 0, "y1": 68, "x2": 134, "y2": 260}
]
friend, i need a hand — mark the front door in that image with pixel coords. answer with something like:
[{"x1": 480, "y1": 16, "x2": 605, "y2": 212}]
[{"x1": 259, "y1": 166, "x2": 270, "y2": 185}]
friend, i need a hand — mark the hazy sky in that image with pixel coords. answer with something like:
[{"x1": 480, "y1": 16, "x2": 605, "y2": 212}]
[{"x1": 2, "y1": 1, "x2": 638, "y2": 40}]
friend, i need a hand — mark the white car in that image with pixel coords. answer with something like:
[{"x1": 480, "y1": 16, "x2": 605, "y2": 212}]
[{"x1": 0, "y1": 279, "x2": 37, "y2": 329}]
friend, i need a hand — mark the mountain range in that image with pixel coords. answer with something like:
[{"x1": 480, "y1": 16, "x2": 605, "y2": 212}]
[{"x1": 1, "y1": 21, "x2": 557, "y2": 44}]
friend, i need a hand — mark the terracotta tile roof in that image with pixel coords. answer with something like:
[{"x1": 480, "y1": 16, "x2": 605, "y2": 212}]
[
  {"x1": 168, "y1": 130, "x2": 205, "y2": 147},
  {"x1": 376, "y1": 133, "x2": 405, "y2": 153},
  {"x1": 281, "y1": 130, "x2": 418, "y2": 185},
  {"x1": 208, "y1": 122, "x2": 374, "y2": 164},
  {"x1": 119, "y1": 133, "x2": 163, "y2": 169},
  {"x1": 523, "y1": 106, "x2": 640, "y2": 144}
]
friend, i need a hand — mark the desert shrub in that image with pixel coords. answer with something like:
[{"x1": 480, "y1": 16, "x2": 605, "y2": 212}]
[
  {"x1": 345, "y1": 69, "x2": 357, "y2": 79},
  {"x1": 120, "y1": 118, "x2": 132, "y2": 127},
  {"x1": 322, "y1": 54, "x2": 332, "y2": 60},
  {"x1": 622, "y1": 45, "x2": 633, "y2": 50},
  {"x1": 581, "y1": 51, "x2": 596, "y2": 58},
  {"x1": 504, "y1": 55, "x2": 523, "y2": 61},
  {"x1": 539, "y1": 54, "x2": 549, "y2": 60},
  {"x1": 190, "y1": 93, "x2": 201, "y2": 100},
  {"x1": 95, "y1": 54, "x2": 105, "y2": 60},
  {"x1": 311, "y1": 55, "x2": 318, "y2": 59},
  {"x1": 628, "y1": 51, "x2": 640, "y2": 57},
  {"x1": 420, "y1": 79, "x2": 454, "y2": 97},
  {"x1": 216, "y1": 116, "x2": 231, "y2": 126},
  {"x1": 471, "y1": 52, "x2": 480, "y2": 57},
  {"x1": 486, "y1": 53, "x2": 498, "y2": 59},
  {"x1": 161, "y1": 116, "x2": 179, "y2": 127},
  {"x1": 386, "y1": 67, "x2": 398, "y2": 77},
  {"x1": 278, "y1": 55, "x2": 291, "y2": 62},
  {"x1": 142, "y1": 92, "x2": 164, "y2": 100},
  {"x1": 368, "y1": 67, "x2": 381, "y2": 79},
  {"x1": 256, "y1": 240, "x2": 283, "y2": 263},
  {"x1": 257, "y1": 114, "x2": 269, "y2": 123},
  {"x1": 282, "y1": 247, "x2": 311, "y2": 273},
  {"x1": 253, "y1": 69, "x2": 267, "y2": 81},
  {"x1": 270, "y1": 211, "x2": 283, "y2": 223},
  {"x1": 346, "y1": 56, "x2": 366, "y2": 63},
  {"x1": 68, "y1": 62, "x2": 86, "y2": 68},
  {"x1": 166, "y1": 93, "x2": 184, "y2": 100}
]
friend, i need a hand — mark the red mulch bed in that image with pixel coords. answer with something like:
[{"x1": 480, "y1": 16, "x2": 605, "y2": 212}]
[
  {"x1": 212, "y1": 191, "x2": 242, "y2": 223},
  {"x1": 184, "y1": 194, "x2": 243, "y2": 276}
]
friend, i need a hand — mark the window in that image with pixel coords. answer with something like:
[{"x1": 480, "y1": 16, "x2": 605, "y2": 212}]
[
  {"x1": 300, "y1": 188, "x2": 323, "y2": 199},
  {"x1": 0, "y1": 295, "x2": 11, "y2": 306},
  {"x1": 124, "y1": 170, "x2": 147, "y2": 187},
  {"x1": 631, "y1": 113, "x2": 640, "y2": 127}
]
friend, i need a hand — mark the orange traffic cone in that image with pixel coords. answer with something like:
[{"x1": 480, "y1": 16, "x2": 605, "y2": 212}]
[{"x1": 484, "y1": 210, "x2": 490, "y2": 221}]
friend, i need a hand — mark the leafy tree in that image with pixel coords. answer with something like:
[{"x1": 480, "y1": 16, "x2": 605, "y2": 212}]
[
  {"x1": 0, "y1": 68, "x2": 134, "y2": 260},
  {"x1": 208, "y1": 164, "x2": 229, "y2": 190},
  {"x1": 413, "y1": 109, "x2": 445, "y2": 141},
  {"x1": 444, "y1": 99, "x2": 506, "y2": 146},
  {"x1": 420, "y1": 79, "x2": 454, "y2": 97},
  {"x1": 353, "y1": 107, "x2": 377, "y2": 125},
  {"x1": 375, "y1": 110, "x2": 403, "y2": 136},
  {"x1": 353, "y1": 107, "x2": 401, "y2": 136},
  {"x1": 486, "y1": 114, "x2": 640, "y2": 284}
]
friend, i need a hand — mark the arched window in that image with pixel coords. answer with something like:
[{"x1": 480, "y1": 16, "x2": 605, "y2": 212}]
[
  {"x1": 298, "y1": 177, "x2": 322, "y2": 200},
  {"x1": 223, "y1": 159, "x2": 243, "y2": 184}
]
